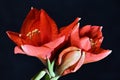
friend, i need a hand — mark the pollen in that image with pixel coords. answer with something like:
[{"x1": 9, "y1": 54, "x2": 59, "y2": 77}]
[{"x1": 26, "y1": 29, "x2": 40, "y2": 39}]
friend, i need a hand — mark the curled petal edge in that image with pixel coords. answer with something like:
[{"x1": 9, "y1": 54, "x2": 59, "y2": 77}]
[{"x1": 84, "y1": 49, "x2": 112, "y2": 64}]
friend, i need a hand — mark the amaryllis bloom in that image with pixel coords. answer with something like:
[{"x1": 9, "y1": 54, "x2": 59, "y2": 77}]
[
  {"x1": 6, "y1": 7, "x2": 59, "y2": 47},
  {"x1": 71, "y1": 23, "x2": 112, "y2": 64},
  {"x1": 6, "y1": 7, "x2": 80, "y2": 63},
  {"x1": 56, "y1": 47, "x2": 85, "y2": 76}
]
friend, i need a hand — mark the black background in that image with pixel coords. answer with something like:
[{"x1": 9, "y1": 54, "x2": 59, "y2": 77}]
[{"x1": 0, "y1": 0, "x2": 120, "y2": 80}]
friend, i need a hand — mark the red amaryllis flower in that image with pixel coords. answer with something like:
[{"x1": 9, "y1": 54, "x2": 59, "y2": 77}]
[
  {"x1": 6, "y1": 7, "x2": 80, "y2": 64},
  {"x1": 6, "y1": 8, "x2": 59, "y2": 63},
  {"x1": 56, "y1": 47, "x2": 85, "y2": 76},
  {"x1": 71, "y1": 23, "x2": 112, "y2": 64},
  {"x1": 6, "y1": 7, "x2": 58, "y2": 47}
]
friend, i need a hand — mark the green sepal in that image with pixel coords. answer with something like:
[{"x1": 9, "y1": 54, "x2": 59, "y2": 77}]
[{"x1": 47, "y1": 59, "x2": 55, "y2": 77}]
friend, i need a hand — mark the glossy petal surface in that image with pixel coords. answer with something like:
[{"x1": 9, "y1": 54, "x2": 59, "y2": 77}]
[{"x1": 20, "y1": 36, "x2": 65, "y2": 63}]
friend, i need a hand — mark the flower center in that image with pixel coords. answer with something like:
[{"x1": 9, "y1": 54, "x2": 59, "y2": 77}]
[
  {"x1": 26, "y1": 29, "x2": 40, "y2": 39},
  {"x1": 89, "y1": 38, "x2": 96, "y2": 48}
]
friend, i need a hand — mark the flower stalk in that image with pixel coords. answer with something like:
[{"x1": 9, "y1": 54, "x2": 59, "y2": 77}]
[
  {"x1": 32, "y1": 59, "x2": 60, "y2": 80},
  {"x1": 31, "y1": 69, "x2": 46, "y2": 80}
]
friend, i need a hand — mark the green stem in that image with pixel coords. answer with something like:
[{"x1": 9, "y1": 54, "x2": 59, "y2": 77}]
[
  {"x1": 44, "y1": 74, "x2": 60, "y2": 80},
  {"x1": 50, "y1": 76, "x2": 60, "y2": 80},
  {"x1": 31, "y1": 69, "x2": 46, "y2": 80},
  {"x1": 44, "y1": 74, "x2": 50, "y2": 80}
]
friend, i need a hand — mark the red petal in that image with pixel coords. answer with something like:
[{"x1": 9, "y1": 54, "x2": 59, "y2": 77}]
[
  {"x1": 14, "y1": 46, "x2": 25, "y2": 54},
  {"x1": 21, "y1": 36, "x2": 65, "y2": 63},
  {"x1": 43, "y1": 9, "x2": 58, "y2": 40},
  {"x1": 79, "y1": 37, "x2": 91, "y2": 51},
  {"x1": 6, "y1": 31, "x2": 37, "y2": 46},
  {"x1": 43, "y1": 36, "x2": 65, "y2": 49},
  {"x1": 59, "y1": 17, "x2": 80, "y2": 40},
  {"x1": 89, "y1": 26, "x2": 103, "y2": 39},
  {"x1": 79, "y1": 25, "x2": 91, "y2": 37},
  {"x1": 70, "y1": 24, "x2": 91, "y2": 51},
  {"x1": 84, "y1": 48, "x2": 112, "y2": 64},
  {"x1": 38, "y1": 9, "x2": 53, "y2": 44},
  {"x1": 95, "y1": 37, "x2": 104, "y2": 48},
  {"x1": 20, "y1": 8, "x2": 39, "y2": 34},
  {"x1": 21, "y1": 45, "x2": 52, "y2": 64},
  {"x1": 70, "y1": 23, "x2": 80, "y2": 47},
  {"x1": 6, "y1": 31, "x2": 24, "y2": 46}
]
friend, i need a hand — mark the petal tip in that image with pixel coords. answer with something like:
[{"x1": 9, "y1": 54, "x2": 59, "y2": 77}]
[
  {"x1": 6, "y1": 31, "x2": 10, "y2": 35},
  {"x1": 108, "y1": 50, "x2": 112, "y2": 54},
  {"x1": 14, "y1": 46, "x2": 25, "y2": 54},
  {"x1": 40, "y1": 9, "x2": 46, "y2": 13},
  {"x1": 78, "y1": 17, "x2": 81, "y2": 21},
  {"x1": 31, "y1": 6, "x2": 34, "y2": 10}
]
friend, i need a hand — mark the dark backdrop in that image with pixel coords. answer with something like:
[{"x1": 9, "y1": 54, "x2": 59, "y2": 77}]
[{"x1": 0, "y1": 0, "x2": 120, "y2": 80}]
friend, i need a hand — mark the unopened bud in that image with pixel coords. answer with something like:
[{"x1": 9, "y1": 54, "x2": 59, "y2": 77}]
[{"x1": 56, "y1": 47, "x2": 85, "y2": 75}]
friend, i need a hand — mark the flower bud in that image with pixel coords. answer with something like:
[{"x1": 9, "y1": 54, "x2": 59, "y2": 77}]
[{"x1": 56, "y1": 47, "x2": 85, "y2": 76}]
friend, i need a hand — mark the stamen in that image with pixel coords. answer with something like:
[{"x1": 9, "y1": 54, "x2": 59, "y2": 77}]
[
  {"x1": 89, "y1": 38, "x2": 96, "y2": 47},
  {"x1": 26, "y1": 29, "x2": 40, "y2": 39},
  {"x1": 26, "y1": 32, "x2": 31, "y2": 37},
  {"x1": 32, "y1": 29, "x2": 40, "y2": 33}
]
